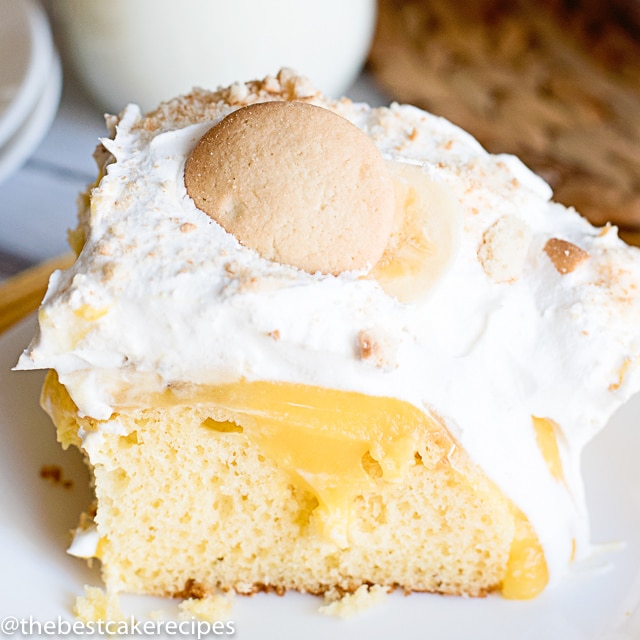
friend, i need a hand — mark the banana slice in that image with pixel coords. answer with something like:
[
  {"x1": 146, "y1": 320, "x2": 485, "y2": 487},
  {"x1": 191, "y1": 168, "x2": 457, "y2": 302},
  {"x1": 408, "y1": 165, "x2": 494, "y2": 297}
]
[{"x1": 370, "y1": 161, "x2": 463, "y2": 303}]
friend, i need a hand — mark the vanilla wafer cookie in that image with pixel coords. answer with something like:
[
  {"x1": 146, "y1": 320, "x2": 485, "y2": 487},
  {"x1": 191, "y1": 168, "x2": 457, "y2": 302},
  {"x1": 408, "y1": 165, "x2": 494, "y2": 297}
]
[{"x1": 185, "y1": 101, "x2": 395, "y2": 275}]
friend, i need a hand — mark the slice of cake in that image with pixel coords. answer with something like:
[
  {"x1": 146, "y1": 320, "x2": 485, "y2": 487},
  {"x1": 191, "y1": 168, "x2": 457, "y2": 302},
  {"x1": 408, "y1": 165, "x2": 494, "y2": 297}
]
[{"x1": 17, "y1": 69, "x2": 640, "y2": 602}]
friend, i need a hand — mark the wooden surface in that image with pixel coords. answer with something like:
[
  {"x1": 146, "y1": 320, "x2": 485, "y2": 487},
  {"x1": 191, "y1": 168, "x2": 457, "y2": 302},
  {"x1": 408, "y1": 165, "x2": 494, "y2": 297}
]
[
  {"x1": 369, "y1": 0, "x2": 640, "y2": 229},
  {"x1": 0, "y1": 254, "x2": 74, "y2": 334},
  {"x1": 620, "y1": 228, "x2": 640, "y2": 248}
]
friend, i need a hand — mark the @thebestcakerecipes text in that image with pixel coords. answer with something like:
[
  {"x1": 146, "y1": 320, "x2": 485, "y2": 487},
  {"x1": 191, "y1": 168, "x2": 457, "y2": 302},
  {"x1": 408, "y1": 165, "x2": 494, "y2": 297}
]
[{"x1": 0, "y1": 615, "x2": 235, "y2": 638}]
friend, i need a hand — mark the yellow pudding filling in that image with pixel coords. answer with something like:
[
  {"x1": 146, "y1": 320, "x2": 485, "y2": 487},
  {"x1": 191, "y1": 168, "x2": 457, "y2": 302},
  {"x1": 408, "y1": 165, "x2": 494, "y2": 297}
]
[
  {"x1": 501, "y1": 512, "x2": 549, "y2": 600},
  {"x1": 161, "y1": 381, "x2": 450, "y2": 547},
  {"x1": 42, "y1": 371, "x2": 548, "y2": 598},
  {"x1": 532, "y1": 416, "x2": 565, "y2": 483},
  {"x1": 73, "y1": 305, "x2": 109, "y2": 322}
]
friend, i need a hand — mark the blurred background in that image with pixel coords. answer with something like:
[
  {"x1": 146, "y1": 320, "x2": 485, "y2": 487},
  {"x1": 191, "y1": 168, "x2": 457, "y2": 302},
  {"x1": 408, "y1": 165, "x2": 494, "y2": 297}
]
[{"x1": 0, "y1": 0, "x2": 638, "y2": 281}]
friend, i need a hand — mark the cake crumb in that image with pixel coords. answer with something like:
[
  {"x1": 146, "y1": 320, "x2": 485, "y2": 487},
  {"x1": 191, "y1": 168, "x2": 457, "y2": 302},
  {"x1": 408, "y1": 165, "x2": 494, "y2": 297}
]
[
  {"x1": 178, "y1": 593, "x2": 234, "y2": 622},
  {"x1": 318, "y1": 585, "x2": 389, "y2": 618},
  {"x1": 73, "y1": 586, "x2": 124, "y2": 623},
  {"x1": 544, "y1": 237, "x2": 590, "y2": 274}
]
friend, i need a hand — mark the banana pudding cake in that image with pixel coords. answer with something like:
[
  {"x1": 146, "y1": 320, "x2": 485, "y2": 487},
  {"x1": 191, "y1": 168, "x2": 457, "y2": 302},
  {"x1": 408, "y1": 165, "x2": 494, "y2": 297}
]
[{"x1": 17, "y1": 69, "x2": 640, "y2": 601}]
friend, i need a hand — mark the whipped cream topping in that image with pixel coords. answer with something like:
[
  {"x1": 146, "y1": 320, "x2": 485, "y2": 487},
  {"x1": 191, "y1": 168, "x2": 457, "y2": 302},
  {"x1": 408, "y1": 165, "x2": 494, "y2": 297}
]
[{"x1": 17, "y1": 71, "x2": 640, "y2": 586}]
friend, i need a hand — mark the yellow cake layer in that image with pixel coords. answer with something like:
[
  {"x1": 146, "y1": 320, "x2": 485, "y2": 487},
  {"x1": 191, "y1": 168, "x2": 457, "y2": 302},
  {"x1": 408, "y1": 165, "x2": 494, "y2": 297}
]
[{"x1": 42, "y1": 371, "x2": 547, "y2": 599}]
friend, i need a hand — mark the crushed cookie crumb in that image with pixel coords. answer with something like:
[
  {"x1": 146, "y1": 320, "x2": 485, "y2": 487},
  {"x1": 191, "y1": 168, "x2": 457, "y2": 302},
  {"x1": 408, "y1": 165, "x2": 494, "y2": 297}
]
[
  {"x1": 98, "y1": 242, "x2": 112, "y2": 256},
  {"x1": 598, "y1": 223, "x2": 613, "y2": 237},
  {"x1": 358, "y1": 331, "x2": 375, "y2": 360},
  {"x1": 357, "y1": 329, "x2": 398, "y2": 370},
  {"x1": 608, "y1": 356, "x2": 634, "y2": 391},
  {"x1": 136, "y1": 69, "x2": 320, "y2": 133},
  {"x1": 180, "y1": 222, "x2": 197, "y2": 233},
  {"x1": 140, "y1": 117, "x2": 160, "y2": 132},
  {"x1": 262, "y1": 75, "x2": 281, "y2": 93},
  {"x1": 544, "y1": 238, "x2": 590, "y2": 274},
  {"x1": 268, "y1": 329, "x2": 281, "y2": 341},
  {"x1": 101, "y1": 263, "x2": 116, "y2": 281}
]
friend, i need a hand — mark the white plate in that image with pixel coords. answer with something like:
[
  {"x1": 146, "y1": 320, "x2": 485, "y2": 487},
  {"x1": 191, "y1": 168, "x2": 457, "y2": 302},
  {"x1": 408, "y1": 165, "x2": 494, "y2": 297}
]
[
  {"x1": 0, "y1": 51, "x2": 62, "y2": 185},
  {"x1": 1, "y1": 315, "x2": 639, "y2": 639},
  {"x1": 0, "y1": 0, "x2": 55, "y2": 149}
]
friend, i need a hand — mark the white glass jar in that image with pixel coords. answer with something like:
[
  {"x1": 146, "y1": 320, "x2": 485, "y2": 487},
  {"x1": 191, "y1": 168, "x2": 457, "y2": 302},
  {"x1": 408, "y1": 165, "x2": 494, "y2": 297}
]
[{"x1": 54, "y1": 0, "x2": 377, "y2": 113}]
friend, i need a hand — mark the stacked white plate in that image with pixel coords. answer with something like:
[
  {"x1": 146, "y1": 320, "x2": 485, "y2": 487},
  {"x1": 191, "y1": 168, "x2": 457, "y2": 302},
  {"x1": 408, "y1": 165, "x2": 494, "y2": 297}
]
[{"x1": 0, "y1": 0, "x2": 62, "y2": 184}]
